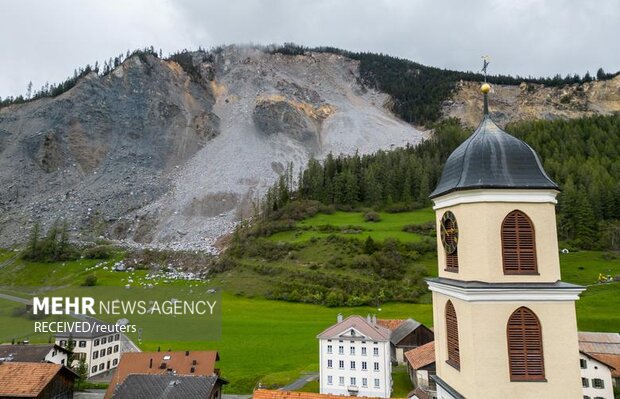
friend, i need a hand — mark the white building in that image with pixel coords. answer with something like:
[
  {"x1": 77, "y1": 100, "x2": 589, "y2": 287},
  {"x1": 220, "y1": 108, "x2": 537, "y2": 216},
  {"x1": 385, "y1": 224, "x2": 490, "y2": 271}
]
[
  {"x1": 580, "y1": 351, "x2": 615, "y2": 399},
  {"x1": 55, "y1": 319, "x2": 122, "y2": 377},
  {"x1": 0, "y1": 343, "x2": 70, "y2": 365},
  {"x1": 318, "y1": 314, "x2": 392, "y2": 398}
]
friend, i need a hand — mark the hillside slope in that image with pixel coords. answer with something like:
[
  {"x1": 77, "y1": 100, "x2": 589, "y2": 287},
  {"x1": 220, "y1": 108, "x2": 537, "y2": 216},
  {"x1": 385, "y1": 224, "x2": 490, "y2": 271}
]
[{"x1": 0, "y1": 46, "x2": 423, "y2": 250}]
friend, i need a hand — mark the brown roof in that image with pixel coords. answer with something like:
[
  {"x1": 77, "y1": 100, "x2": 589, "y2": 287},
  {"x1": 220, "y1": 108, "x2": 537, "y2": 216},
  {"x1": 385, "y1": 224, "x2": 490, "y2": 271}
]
[
  {"x1": 579, "y1": 332, "x2": 620, "y2": 354},
  {"x1": 317, "y1": 316, "x2": 391, "y2": 341},
  {"x1": 254, "y1": 390, "x2": 405, "y2": 399},
  {"x1": 404, "y1": 341, "x2": 436, "y2": 370},
  {"x1": 105, "y1": 351, "x2": 219, "y2": 399},
  {"x1": 0, "y1": 362, "x2": 76, "y2": 397},
  {"x1": 376, "y1": 319, "x2": 406, "y2": 331}
]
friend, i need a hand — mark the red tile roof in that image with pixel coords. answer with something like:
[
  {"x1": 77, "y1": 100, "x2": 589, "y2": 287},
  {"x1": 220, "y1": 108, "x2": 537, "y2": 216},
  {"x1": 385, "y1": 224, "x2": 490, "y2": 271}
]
[
  {"x1": 254, "y1": 390, "x2": 405, "y2": 399},
  {"x1": 589, "y1": 353, "x2": 620, "y2": 378},
  {"x1": 404, "y1": 341, "x2": 435, "y2": 370},
  {"x1": 105, "y1": 351, "x2": 219, "y2": 399},
  {"x1": 376, "y1": 319, "x2": 406, "y2": 331},
  {"x1": 0, "y1": 362, "x2": 74, "y2": 397}
]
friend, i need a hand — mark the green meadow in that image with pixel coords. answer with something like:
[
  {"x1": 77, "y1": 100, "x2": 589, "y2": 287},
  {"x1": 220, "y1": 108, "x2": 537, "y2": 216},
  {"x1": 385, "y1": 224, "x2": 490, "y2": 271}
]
[{"x1": 0, "y1": 209, "x2": 618, "y2": 393}]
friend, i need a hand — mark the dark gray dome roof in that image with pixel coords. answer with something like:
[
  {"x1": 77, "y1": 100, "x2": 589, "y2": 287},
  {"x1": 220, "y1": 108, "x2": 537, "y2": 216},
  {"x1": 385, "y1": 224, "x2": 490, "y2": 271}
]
[{"x1": 430, "y1": 115, "x2": 559, "y2": 199}]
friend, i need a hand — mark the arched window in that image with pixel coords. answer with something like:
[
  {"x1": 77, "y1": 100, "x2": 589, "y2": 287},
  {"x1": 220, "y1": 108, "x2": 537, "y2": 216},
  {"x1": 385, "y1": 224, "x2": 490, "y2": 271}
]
[
  {"x1": 445, "y1": 300, "x2": 460, "y2": 369},
  {"x1": 502, "y1": 210, "x2": 537, "y2": 274},
  {"x1": 507, "y1": 307, "x2": 545, "y2": 381}
]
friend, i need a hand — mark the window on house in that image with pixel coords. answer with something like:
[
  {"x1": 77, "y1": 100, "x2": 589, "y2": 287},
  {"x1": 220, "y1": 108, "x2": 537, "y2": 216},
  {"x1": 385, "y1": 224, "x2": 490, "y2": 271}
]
[
  {"x1": 339, "y1": 346, "x2": 344, "y2": 355},
  {"x1": 100, "y1": 349, "x2": 105, "y2": 357},
  {"x1": 107, "y1": 347, "x2": 112, "y2": 355},
  {"x1": 327, "y1": 360, "x2": 333, "y2": 368},
  {"x1": 582, "y1": 378, "x2": 589, "y2": 388},
  {"x1": 60, "y1": 340, "x2": 66, "y2": 347},
  {"x1": 339, "y1": 360, "x2": 344, "y2": 369},
  {"x1": 78, "y1": 341, "x2": 86, "y2": 348},
  {"x1": 350, "y1": 347, "x2": 355, "y2": 355},
  {"x1": 362, "y1": 378, "x2": 367, "y2": 387},
  {"x1": 446, "y1": 300, "x2": 460, "y2": 370},
  {"x1": 339, "y1": 377, "x2": 344, "y2": 386},
  {"x1": 361, "y1": 347, "x2": 367, "y2": 356},
  {"x1": 114, "y1": 345, "x2": 119, "y2": 353},
  {"x1": 115, "y1": 334, "x2": 120, "y2": 341},
  {"x1": 99, "y1": 364, "x2": 104, "y2": 371},
  {"x1": 327, "y1": 376, "x2": 333, "y2": 385},
  {"x1": 373, "y1": 362, "x2": 379, "y2": 371},
  {"x1": 507, "y1": 307, "x2": 545, "y2": 381},
  {"x1": 350, "y1": 361, "x2": 356, "y2": 370},
  {"x1": 94, "y1": 339, "x2": 99, "y2": 346},
  {"x1": 583, "y1": 396, "x2": 591, "y2": 399},
  {"x1": 373, "y1": 348, "x2": 379, "y2": 356},
  {"x1": 109, "y1": 335, "x2": 114, "y2": 342},
  {"x1": 592, "y1": 379, "x2": 605, "y2": 389},
  {"x1": 580, "y1": 358, "x2": 587, "y2": 369},
  {"x1": 362, "y1": 361, "x2": 367, "y2": 370},
  {"x1": 350, "y1": 377, "x2": 356, "y2": 386},
  {"x1": 327, "y1": 345, "x2": 332, "y2": 354},
  {"x1": 374, "y1": 379, "x2": 380, "y2": 388},
  {"x1": 101, "y1": 337, "x2": 106, "y2": 344},
  {"x1": 502, "y1": 210, "x2": 537, "y2": 274},
  {"x1": 93, "y1": 352, "x2": 99, "y2": 359},
  {"x1": 91, "y1": 366, "x2": 97, "y2": 373},
  {"x1": 113, "y1": 359, "x2": 118, "y2": 366}
]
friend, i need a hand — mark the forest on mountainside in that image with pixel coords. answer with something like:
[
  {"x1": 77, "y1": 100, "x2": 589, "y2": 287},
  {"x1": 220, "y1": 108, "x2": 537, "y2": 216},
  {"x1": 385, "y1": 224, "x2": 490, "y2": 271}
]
[{"x1": 260, "y1": 115, "x2": 620, "y2": 250}]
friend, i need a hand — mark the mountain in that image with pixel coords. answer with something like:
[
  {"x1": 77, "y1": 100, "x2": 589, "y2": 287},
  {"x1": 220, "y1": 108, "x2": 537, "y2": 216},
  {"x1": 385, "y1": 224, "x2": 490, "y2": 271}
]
[
  {"x1": 0, "y1": 45, "x2": 618, "y2": 251},
  {"x1": 0, "y1": 46, "x2": 423, "y2": 251}
]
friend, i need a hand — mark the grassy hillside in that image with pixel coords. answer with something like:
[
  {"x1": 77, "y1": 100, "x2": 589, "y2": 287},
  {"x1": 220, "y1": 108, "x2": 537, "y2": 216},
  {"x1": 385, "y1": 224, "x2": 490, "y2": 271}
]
[{"x1": 0, "y1": 209, "x2": 618, "y2": 393}]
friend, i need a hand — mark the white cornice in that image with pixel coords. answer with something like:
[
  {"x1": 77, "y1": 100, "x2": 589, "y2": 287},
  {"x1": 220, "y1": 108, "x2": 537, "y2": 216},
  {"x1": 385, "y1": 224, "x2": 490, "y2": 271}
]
[
  {"x1": 427, "y1": 280, "x2": 585, "y2": 302},
  {"x1": 432, "y1": 189, "x2": 559, "y2": 210}
]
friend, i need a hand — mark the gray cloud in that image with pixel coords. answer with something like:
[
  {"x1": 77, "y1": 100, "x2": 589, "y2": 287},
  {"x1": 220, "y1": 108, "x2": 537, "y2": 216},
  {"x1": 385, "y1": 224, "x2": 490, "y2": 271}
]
[{"x1": 1, "y1": 0, "x2": 618, "y2": 98}]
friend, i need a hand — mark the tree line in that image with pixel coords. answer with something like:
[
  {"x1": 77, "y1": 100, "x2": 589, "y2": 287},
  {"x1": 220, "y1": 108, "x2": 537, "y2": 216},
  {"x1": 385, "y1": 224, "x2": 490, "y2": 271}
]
[{"x1": 261, "y1": 115, "x2": 620, "y2": 250}]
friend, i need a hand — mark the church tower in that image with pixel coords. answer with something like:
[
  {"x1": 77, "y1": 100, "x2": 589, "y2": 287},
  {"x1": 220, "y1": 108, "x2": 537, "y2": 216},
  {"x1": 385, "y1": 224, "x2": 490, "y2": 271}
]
[{"x1": 427, "y1": 83, "x2": 585, "y2": 398}]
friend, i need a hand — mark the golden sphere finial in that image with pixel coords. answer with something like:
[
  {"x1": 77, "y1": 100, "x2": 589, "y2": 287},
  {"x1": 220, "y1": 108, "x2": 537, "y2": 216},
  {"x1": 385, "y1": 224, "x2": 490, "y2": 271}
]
[{"x1": 481, "y1": 83, "x2": 491, "y2": 94}]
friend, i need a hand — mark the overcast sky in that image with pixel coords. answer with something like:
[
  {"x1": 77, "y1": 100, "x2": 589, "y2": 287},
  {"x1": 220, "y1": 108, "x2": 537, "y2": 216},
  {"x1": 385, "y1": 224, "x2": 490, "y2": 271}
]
[{"x1": 1, "y1": 0, "x2": 619, "y2": 98}]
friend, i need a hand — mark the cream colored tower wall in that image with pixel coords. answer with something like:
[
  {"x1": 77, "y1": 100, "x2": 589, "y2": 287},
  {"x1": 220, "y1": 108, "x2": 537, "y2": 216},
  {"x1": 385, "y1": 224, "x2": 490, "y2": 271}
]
[
  {"x1": 432, "y1": 292, "x2": 583, "y2": 399},
  {"x1": 434, "y1": 200, "x2": 561, "y2": 283}
]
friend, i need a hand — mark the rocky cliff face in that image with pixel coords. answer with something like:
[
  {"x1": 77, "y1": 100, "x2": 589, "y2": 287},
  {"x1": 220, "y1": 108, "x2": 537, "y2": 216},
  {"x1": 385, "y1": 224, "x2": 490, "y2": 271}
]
[
  {"x1": 444, "y1": 75, "x2": 620, "y2": 127},
  {"x1": 0, "y1": 46, "x2": 422, "y2": 251}
]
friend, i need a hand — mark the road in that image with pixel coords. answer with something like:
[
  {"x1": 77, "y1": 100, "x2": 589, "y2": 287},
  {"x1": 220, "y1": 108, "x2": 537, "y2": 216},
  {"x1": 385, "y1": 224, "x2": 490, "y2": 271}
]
[{"x1": 279, "y1": 372, "x2": 319, "y2": 391}]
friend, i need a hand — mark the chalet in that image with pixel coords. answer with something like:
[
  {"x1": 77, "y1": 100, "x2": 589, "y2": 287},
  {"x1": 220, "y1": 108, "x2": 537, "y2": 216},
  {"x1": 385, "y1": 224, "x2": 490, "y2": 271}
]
[
  {"x1": 404, "y1": 342, "x2": 436, "y2": 399},
  {"x1": 105, "y1": 350, "x2": 221, "y2": 399},
  {"x1": 111, "y1": 374, "x2": 224, "y2": 399},
  {"x1": 0, "y1": 344, "x2": 69, "y2": 365},
  {"x1": 385, "y1": 319, "x2": 433, "y2": 364},
  {"x1": 0, "y1": 362, "x2": 78, "y2": 399}
]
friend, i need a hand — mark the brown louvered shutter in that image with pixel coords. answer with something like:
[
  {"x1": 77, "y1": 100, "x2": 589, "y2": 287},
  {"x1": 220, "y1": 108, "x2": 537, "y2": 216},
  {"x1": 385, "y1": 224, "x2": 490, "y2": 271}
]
[
  {"x1": 507, "y1": 307, "x2": 545, "y2": 381},
  {"x1": 445, "y1": 301, "x2": 460, "y2": 369},
  {"x1": 502, "y1": 210, "x2": 537, "y2": 274}
]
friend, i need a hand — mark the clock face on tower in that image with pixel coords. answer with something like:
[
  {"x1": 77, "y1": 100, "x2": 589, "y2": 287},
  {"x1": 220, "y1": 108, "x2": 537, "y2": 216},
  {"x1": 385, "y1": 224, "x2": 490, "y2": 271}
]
[{"x1": 441, "y1": 211, "x2": 459, "y2": 254}]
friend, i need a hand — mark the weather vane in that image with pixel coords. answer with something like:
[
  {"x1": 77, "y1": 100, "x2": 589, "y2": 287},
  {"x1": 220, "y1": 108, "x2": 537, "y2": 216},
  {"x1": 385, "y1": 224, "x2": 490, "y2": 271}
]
[{"x1": 481, "y1": 55, "x2": 490, "y2": 82}]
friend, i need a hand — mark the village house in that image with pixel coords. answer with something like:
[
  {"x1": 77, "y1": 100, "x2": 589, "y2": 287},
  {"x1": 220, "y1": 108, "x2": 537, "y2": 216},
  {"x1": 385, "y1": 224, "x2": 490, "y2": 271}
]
[
  {"x1": 404, "y1": 342, "x2": 436, "y2": 399},
  {"x1": 579, "y1": 331, "x2": 620, "y2": 388},
  {"x1": 579, "y1": 350, "x2": 615, "y2": 399},
  {"x1": 111, "y1": 374, "x2": 224, "y2": 399},
  {"x1": 377, "y1": 319, "x2": 433, "y2": 364},
  {"x1": 55, "y1": 318, "x2": 122, "y2": 377},
  {"x1": 317, "y1": 314, "x2": 392, "y2": 398},
  {"x1": 0, "y1": 343, "x2": 70, "y2": 365},
  {"x1": 105, "y1": 350, "x2": 221, "y2": 399},
  {"x1": 0, "y1": 362, "x2": 78, "y2": 399}
]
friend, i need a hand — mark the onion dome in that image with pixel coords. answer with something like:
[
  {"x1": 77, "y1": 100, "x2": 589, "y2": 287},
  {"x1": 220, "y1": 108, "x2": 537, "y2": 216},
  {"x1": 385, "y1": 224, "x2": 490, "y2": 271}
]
[{"x1": 430, "y1": 84, "x2": 558, "y2": 199}]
